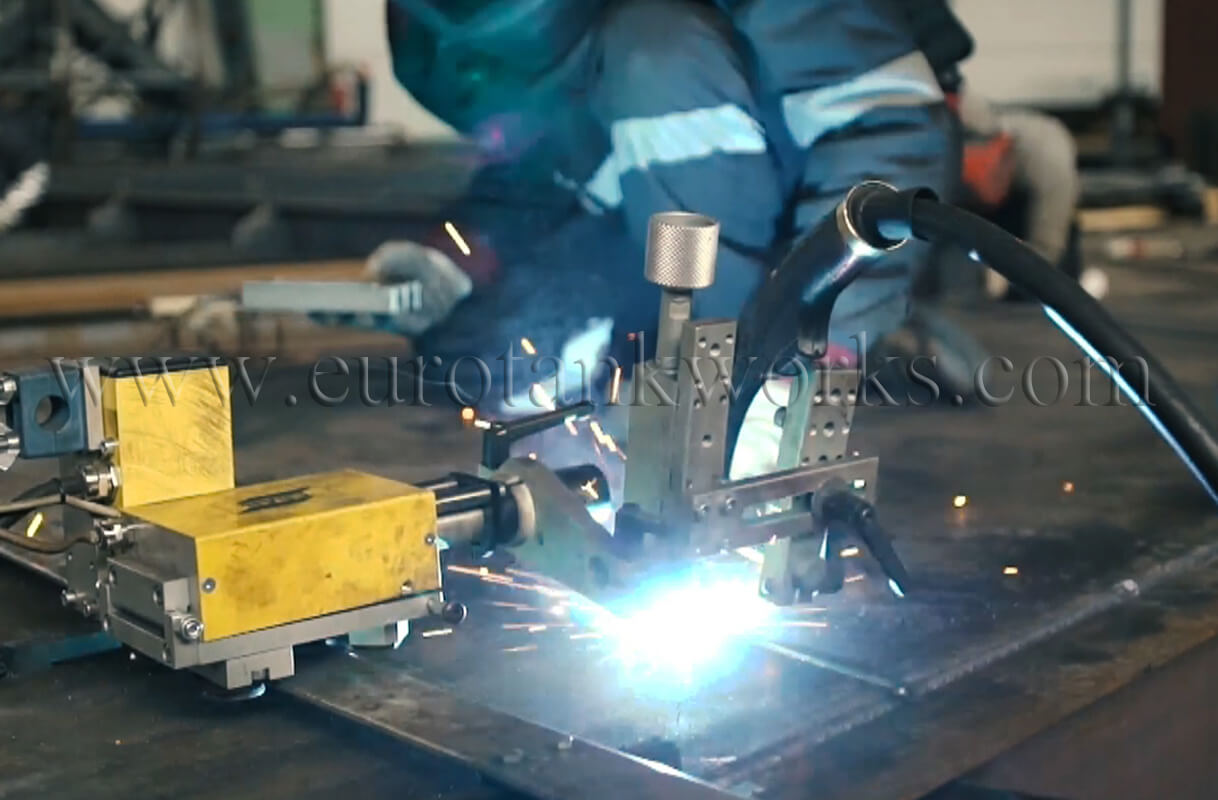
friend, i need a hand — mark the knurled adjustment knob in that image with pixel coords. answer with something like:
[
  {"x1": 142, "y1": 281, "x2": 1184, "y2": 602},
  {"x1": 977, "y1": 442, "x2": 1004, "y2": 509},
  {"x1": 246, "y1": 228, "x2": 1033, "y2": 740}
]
[{"x1": 644, "y1": 212, "x2": 720, "y2": 290}]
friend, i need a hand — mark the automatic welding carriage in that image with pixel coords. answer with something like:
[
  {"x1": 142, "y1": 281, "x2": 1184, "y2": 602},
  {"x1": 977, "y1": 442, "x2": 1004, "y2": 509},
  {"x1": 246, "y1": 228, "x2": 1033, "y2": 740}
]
[
  {"x1": 4, "y1": 181, "x2": 1210, "y2": 691},
  {"x1": 0, "y1": 183, "x2": 917, "y2": 689}
]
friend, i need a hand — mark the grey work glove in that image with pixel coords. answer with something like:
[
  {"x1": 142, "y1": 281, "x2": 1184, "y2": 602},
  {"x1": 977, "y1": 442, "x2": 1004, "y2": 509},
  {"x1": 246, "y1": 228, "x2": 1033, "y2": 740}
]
[{"x1": 310, "y1": 241, "x2": 473, "y2": 337}]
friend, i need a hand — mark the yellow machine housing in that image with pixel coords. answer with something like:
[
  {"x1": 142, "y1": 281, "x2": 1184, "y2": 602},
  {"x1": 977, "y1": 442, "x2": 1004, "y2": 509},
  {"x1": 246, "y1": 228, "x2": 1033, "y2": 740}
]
[
  {"x1": 102, "y1": 365, "x2": 236, "y2": 508},
  {"x1": 125, "y1": 470, "x2": 441, "y2": 641},
  {"x1": 96, "y1": 363, "x2": 439, "y2": 643}
]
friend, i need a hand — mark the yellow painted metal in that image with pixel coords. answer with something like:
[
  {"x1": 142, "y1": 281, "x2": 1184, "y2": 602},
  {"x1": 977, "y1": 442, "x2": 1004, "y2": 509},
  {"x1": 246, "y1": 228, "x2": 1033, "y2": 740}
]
[
  {"x1": 125, "y1": 470, "x2": 440, "y2": 641},
  {"x1": 102, "y1": 366, "x2": 235, "y2": 508}
]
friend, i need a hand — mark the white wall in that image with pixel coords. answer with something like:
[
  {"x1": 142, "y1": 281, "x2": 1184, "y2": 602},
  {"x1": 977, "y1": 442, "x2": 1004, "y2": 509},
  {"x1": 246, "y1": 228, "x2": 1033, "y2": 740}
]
[
  {"x1": 955, "y1": 0, "x2": 1163, "y2": 105},
  {"x1": 321, "y1": 0, "x2": 457, "y2": 139},
  {"x1": 98, "y1": 0, "x2": 454, "y2": 138}
]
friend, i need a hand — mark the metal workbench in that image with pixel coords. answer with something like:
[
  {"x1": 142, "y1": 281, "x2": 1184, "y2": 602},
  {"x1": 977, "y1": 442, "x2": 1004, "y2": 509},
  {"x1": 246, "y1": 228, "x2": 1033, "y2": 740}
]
[{"x1": 4, "y1": 247, "x2": 1218, "y2": 800}]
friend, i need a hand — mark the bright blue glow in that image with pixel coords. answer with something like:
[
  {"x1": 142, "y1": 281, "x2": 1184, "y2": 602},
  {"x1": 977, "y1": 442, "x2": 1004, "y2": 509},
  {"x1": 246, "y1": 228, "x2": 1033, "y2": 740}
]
[
  {"x1": 1042, "y1": 305, "x2": 1218, "y2": 506},
  {"x1": 573, "y1": 559, "x2": 776, "y2": 686}
]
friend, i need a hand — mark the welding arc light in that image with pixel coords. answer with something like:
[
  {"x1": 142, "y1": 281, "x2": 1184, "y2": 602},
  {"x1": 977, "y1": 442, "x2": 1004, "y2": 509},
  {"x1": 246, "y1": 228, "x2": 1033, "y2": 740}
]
[{"x1": 579, "y1": 561, "x2": 776, "y2": 678}]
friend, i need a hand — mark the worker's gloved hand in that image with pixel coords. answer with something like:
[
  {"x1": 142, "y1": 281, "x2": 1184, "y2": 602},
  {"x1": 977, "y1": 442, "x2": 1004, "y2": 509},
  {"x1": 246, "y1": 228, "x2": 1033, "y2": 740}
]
[{"x1": 310, "y1": 241, "x2": 473, "y2": 337}]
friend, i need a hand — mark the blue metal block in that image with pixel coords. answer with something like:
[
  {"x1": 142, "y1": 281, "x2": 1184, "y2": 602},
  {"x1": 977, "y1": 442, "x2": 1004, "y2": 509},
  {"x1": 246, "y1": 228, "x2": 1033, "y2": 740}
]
[{"x1": 6, "y1": 367, "x2": 90, "y2": 459}]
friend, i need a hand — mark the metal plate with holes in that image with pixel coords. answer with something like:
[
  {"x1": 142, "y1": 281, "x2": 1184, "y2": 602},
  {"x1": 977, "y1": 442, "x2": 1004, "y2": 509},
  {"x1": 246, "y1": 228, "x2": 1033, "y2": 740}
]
[
  {"x1": 781, "y1": 369, "x2": 860, "y2": 467},
  {"x1": 622, "y1": 371, "x2": 678, "y2": 516},
  {"x1": 672, "y1": 319, "x2": 736, "y2": 497},
  {"x1": 687, "y1": 457, "x2": 879, "y2": 552}
]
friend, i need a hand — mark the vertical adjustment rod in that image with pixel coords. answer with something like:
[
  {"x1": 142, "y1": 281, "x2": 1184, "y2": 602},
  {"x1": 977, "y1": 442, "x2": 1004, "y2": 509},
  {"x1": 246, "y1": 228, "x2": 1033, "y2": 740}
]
[{"x1": 644, "y1": 212, "x2": 720, "y2": 373}]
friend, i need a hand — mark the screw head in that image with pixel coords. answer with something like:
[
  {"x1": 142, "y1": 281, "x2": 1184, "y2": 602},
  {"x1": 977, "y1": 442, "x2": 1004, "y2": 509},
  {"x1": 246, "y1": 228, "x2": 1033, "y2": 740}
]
[
  {"x1": 201, "y1": 578, "x2": 216, "y2": 594},
  {"x1": 401, "y1": 581, "x2": 414, "y2": 596},
  {"x1": 424, "y1": 534, "x2": 436, "y2": 546},
  {"x1": 180, "y1": 618, "x2": 204, "y2": 642},
  {"x1": 152, "y1": 587, "x2": 164, "y2": 607}
]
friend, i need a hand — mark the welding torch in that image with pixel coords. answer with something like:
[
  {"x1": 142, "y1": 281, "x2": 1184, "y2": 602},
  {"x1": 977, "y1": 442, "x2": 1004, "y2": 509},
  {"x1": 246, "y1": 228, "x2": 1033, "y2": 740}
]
[{"x1": 727, "y1": 181, "x2": 1218, "y2": 510}]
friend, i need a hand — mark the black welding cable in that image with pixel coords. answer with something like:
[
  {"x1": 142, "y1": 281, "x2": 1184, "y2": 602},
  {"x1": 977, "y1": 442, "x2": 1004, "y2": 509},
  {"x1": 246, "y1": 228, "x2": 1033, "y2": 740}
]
[{"x1": 857, "y1": 190, "x2": 1218, "y2": 505}]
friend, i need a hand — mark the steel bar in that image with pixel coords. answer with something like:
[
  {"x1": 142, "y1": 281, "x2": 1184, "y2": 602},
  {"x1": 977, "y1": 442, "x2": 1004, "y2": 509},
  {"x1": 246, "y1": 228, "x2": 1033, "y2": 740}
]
[
  {"x1": 282, "y1": 650, "x2": 741, "y2": 800},
  {"x1": 759, "y1": 641, "x2": 907, "y2": 695},
  {"x1": 242, "y1": 280, "x2": 424, "y2": 316}
]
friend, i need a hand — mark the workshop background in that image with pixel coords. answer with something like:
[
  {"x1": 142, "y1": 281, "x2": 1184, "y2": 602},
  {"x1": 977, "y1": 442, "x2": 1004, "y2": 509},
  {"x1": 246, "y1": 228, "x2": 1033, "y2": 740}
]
[
  {"x1": 1, "y1": 0, "x2": 1215, "y2": 364},
  {"x1": 6, "y1": 2, "x2": 1218, "y2": 800}
]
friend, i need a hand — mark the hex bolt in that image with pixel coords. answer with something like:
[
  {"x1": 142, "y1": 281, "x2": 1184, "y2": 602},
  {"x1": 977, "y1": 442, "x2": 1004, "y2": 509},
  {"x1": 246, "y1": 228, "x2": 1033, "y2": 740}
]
[
  {"x1": 99, "y1": 438, "x2": 119, "y2": 458},
  {"x1": 179, "y1": 618, "x2": 204, "y2": 642}
]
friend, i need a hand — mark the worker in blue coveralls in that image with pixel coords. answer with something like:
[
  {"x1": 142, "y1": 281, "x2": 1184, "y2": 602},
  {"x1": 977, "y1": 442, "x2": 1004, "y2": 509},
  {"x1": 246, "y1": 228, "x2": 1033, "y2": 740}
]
[{"x1": 352, "y1": 0, "x2": 978, "y2": 418}]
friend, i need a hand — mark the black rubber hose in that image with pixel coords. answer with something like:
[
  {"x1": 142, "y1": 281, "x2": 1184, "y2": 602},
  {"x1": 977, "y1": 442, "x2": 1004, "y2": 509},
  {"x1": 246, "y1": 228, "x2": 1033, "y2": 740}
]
[
  {"x1": 0, "y1": 478, "x2": 63, "y2": 528},
  {"x1": 0, "y1": 526, "x2": 93, "y2": 554},
  {"x1": 860, "y1": 192, "x2": 1218, "y2": 504}
]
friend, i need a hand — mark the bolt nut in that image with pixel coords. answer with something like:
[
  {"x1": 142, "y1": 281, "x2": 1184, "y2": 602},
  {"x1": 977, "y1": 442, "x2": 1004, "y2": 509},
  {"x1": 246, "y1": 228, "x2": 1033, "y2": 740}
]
[
  {"x1": 96, "y1": 521, "x2": 127, "y2": 546},
  {"x1": 0, "y1": 374, "x2": 16, "y2": 406},
  {"x1": 79, "y1": 462, "x2": 121, "y2": 499},
  {"x1": 179, "y1": 618, "x2": 204, "y2": 642}
]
